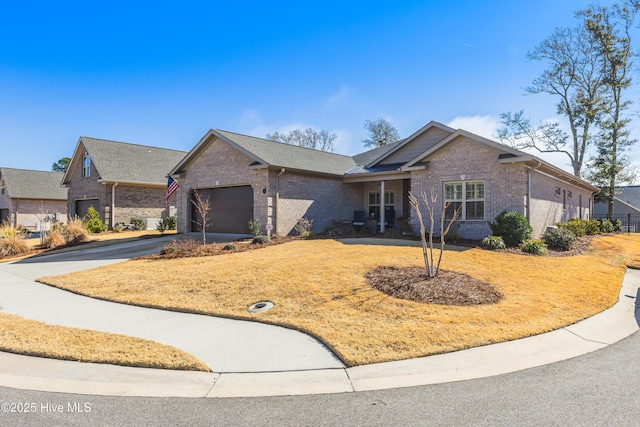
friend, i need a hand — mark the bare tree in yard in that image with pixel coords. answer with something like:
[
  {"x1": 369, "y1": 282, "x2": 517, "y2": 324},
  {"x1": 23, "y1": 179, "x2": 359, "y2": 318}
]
[
  {"x1": 408, "y1": 189, "x2": 461, "y2": 278},
  {"x1": 497, "y1": 23, "x2": 606, "y2": 178},
  {"x1": 191, "y1": 190, "x2": 211, "y2": 246}
]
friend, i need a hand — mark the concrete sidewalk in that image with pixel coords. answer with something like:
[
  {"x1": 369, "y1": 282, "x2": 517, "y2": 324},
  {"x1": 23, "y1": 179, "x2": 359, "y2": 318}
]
[{"x1": 0, "y1": 236, "x2": 638, "y2": 398}]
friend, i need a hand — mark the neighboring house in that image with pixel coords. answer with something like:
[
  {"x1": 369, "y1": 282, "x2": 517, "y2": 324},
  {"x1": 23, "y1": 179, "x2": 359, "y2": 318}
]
[
  {"x1": 169, "y1": 121, "x2": 599, "y2": 239},
  {"x1": 0, "y1": 167, "x2": 67, "y2": 229},
  {"x1": 593, "y1": 185, "x2": 640, "y2": 231},
  {"x1": 62, "y1": 137, "x2": 187, "y2": 229}
]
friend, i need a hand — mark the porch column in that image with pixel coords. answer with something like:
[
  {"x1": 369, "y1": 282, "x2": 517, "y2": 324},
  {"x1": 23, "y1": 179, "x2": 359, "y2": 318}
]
[{"x1": 380, "y1": 180, "x2": 386, "y2": 233}]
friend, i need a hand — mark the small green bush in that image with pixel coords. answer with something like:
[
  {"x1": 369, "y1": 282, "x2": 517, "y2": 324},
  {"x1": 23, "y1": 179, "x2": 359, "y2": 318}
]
[
  {"x1": 612, "y1": 219, "x2": 623, "y2": 232},
  {"x1": 520, "y1": 239, "x2": 547, "y2": 255},
  {"x1": 156, "y1": 217, "x2": 176, "y2": 234},
  {"x1": 599, "y1": 218, "x2": 615, "y2": 233},
  {"x1": 481, "y1": 235, "x2": 506, "y2": 250},
  {"x1": 489, "y1": 211, "x2": 532, "y2": 247},
  {"x1": 252, "y1": 235, "x2": 270, "y2": 244},
  {"x1": 165, "y1": 216, "x2": 177, "y2": 230},
  {"x1": 84, "y1": 206, "x2": 107, "y2": 233},
  {"x1": 130, "y1": 217, "x2": 145, "y2": 231},
  {"x1": 223, "y1": 243, "x2": 237, "y2": 251},
  {"x1": 247, "y1": 219, "x2": 262, "y2": 236},
  {"x1": 544, "y1": 227, "x2": 576, "y2": 251},
  {"x1": 562, "y1": 218, "x2": 587, "y2": 237},
  {"x1": 584, "y1": 219, "x2": 601, "y2": 235}
]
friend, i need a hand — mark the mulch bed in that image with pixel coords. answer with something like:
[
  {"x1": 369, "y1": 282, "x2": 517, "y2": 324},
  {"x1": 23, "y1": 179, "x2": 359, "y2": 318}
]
[{"x1": 366, "y1": 266, "x2": 503, "y2": 306}]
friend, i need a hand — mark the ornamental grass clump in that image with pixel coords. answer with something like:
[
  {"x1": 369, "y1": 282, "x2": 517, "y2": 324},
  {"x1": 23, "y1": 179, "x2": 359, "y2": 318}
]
[
  {"x1": 252, "y1": 235, "x2": 270, "y2": 244},
  {"x1": 62, "y1": 217, "x2": 90, "y2": 245},
  {"x1": 0, "y1": 223, "x2": 30, "y2": 258}
]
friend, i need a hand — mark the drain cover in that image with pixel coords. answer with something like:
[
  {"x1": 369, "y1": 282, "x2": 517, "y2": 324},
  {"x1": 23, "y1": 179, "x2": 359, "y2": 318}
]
[{"x1": 247, "y1": 301, "x2": 274, "y2": 313}]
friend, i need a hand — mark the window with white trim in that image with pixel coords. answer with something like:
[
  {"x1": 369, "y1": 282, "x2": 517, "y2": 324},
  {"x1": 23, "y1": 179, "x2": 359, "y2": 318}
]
[
  {"x1": 83, "y1": 155, "x2": 91, "y2": 177},
  {"x1": 444, "y1": 181, "x2": 484, "y2": 220},
  {"x1": 368, "y1": 191, "x2": 394, "y2": 219}
]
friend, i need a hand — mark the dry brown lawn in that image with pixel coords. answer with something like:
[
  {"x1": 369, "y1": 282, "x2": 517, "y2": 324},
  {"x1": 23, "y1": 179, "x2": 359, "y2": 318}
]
[
  {"x1": 38, "y1": 233, "x2": 640, "y2": 367},
  {"x1": 0, "y1": 313, "x2": 209, "y2": 371}
]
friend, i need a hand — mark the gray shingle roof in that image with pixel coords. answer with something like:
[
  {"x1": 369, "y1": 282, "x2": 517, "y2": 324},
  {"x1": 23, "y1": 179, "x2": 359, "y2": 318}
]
[
  {"x1": 617, "y1": 186, "x2": 640, "y2": 208},
  {"x1": 0, "y1": 167, "x2": 67, "y2": 200},
  {"x1": 215, "y1": 130, "x2": 357, "y2": 176},
  {"x1": 351, "y1": 139, "x2": 405, "y2": 166},
  {"x1": 80, "y1": 137, "x2": 188, "y2": 184}
]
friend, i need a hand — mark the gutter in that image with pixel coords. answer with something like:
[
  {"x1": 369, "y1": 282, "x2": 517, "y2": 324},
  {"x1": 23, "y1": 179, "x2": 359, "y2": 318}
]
[
  {"x1": 274, "y1": 168, "x2": 286, "y2": 236},
  {"x1": 111, "y1": 182, "x2": 118, "y2": 229},
  {"x1": 526, "y1": 161, "x2": 541, "y2": 222}
]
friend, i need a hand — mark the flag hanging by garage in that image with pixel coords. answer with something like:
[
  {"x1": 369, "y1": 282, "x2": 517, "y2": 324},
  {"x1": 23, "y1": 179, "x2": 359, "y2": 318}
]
[{"x1": 166, "y1": 176, "x2": 179, "y2": 205}]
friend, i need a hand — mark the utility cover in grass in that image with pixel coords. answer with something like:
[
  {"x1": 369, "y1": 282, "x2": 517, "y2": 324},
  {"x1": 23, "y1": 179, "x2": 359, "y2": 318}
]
[{"x1": 366, "y1": 266, "x2": 503, "y2": 306}]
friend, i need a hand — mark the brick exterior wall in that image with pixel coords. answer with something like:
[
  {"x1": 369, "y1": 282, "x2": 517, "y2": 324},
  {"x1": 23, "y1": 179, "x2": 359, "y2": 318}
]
[
  {"x1": 0, "y1": 198, "x2": 67, "y2": 229},
  {"x1": 409, "y1": 136, "x2": 528, "y2": 240},
  {"x1": 175, "y1": 138, "x2": 269, "y2": 234},
  {"x1": 529, "y1": 170, "x2": 592, "y2": 237},
  {"x1": 67, "y1": 143, "x2": 173, "y2": 229},
  {"x1": 278, "y1": 172, "x2": 363, "y2": 234}
]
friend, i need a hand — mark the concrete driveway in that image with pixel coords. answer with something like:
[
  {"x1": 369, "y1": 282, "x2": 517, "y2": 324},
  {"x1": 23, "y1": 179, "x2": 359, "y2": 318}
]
[{"x1": 0, "y1": 234, "x2": 345, "y2": 373}]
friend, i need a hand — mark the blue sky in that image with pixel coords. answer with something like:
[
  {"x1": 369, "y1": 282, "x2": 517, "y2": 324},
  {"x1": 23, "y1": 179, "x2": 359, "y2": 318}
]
[{"x1": 1, "y1": 0, "x2": 638, "y2": 180}]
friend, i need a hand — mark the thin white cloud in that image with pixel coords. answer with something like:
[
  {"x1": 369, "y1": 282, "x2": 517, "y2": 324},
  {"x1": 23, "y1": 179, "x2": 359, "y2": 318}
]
[
  {"x1": 326, "y1": 85, "x2": 351, "y2": 106},
  {"x1": 447, "y1": 115, "x2": 500, "y2": 140}
]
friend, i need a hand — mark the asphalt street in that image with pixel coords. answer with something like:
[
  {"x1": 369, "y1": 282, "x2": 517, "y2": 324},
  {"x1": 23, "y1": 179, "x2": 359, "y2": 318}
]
[{"x1": 1, "y1": 328, "x2": 639, "y2": 426}]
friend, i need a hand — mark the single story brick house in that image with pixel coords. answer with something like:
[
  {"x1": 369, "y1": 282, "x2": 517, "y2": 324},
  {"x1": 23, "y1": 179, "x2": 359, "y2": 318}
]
[
  {"x1": 0, "y1": 167, "x2": 67, "y2": 229},
  {"x1": 62, "y1": 137, "x2": 187, "y2": 229},
  {"x1": 169, "y1": 121, "x2": 599, "y2": 239}
]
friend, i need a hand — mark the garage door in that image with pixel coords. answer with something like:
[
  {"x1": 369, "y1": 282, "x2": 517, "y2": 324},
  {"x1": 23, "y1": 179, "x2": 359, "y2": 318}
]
[
  {"x1": 76, "y1": 199, "x2": 100, "y2": 220},
  {"x1": 191, "y1": 186, "x2": 253, "y2": 234}
]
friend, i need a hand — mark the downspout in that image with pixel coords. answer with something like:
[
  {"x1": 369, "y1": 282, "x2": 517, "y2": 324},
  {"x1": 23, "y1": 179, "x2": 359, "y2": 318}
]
[
  {"x1": 526, "y1": 161, "x2": 542, "y2": 223},
  {"x1": 111, "y1": 182, "x2": 118, "y2": 230},
  {"x1": 274, "y1": 168, "x2": 285, "y2": 236}
]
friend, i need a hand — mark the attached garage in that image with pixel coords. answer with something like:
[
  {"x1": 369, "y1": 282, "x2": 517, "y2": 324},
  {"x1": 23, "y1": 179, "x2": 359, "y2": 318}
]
[
  {"x1": 190, "y1": 186, "x2": 253, "y2": 234},
  {"x1": 76, "y1": 199, "x2": 100, "y2": 220}
]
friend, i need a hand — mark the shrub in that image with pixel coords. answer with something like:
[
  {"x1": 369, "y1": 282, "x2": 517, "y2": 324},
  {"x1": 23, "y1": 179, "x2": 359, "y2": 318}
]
[
  {"x1": 223, "y1": 243, "x2": 237, "y2": 251},
  {"x1": 612, "y1": 219, "x2": 623, "y2": 232},
  {"x1": 481, "y1": 235, "x2": 506, "y2": 250},
  {"x1": 156, "y1": 217, "x2": 177, "y2": 234},
  {"x1": 165, "y1": 216, "x2": 177, "y2": 230},
  {"x1": 563, "y1": 218, "x2": 587, "y2": 237},
  {"x1": 160, "y1": 239, "x2": 199, "y2": 255},
  {"x1": 252, "y1": 235, "x2": 270, "y2": 244},
  {"x1": 294, "y1": 218, "x2": 313, "y2": 239},
  {"x1": 113, "y1": 225, "x2": 123, "y2": 233},
  {"x1": 0, "y1": 223, "x2": 30, "y2": 257},
  {"x1": 520, "y1": 239, "x2": 547, "y2": 255},
  {"x1": 61, "y1": 217, "x2": 90, "y2": 245},
  {"x1": 130, "y1": 217, "x2": 145, "y2": 231},
  {"x1": 489, "y1": 211, "x2": 532, "y2": 247},
  {"x1": 544, "y1": 227, "x2": 576, "y2": 251},
  {"x1": 584, "y1": 219, "x2": 601, "y2": 235},
  {"x1": 84, "y1": 206, "x2": 107, "y2": 233},
  {"x1": 247, "y1": 219, "x2": 262, "y2": 236},
  {"x1": 43, "y1": 230, "x2": 66, "y2": 248},
  {"x1": 599, "y1": 218, "x2": 615, "y2": 233}
]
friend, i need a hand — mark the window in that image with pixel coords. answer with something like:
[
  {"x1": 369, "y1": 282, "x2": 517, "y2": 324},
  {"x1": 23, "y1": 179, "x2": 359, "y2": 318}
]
[
  {"x1": 554, "y1": 186, "x2": 561, "y2": 197},
  {"x1": 368, "y1": 191, "x2": 394, "y2": 218},
  {"x1": 83, "y1": 155, "x2": 91, "y2": 177},
  {"x1": 444, "y1": 181, "x2": 484, "y2": 220},
  {"x1": 0, "y1": 180, "x2": 4, "y2": 195},
  {"x1": 567, "y1": 191, "x2": 572, "y2": 199}
]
